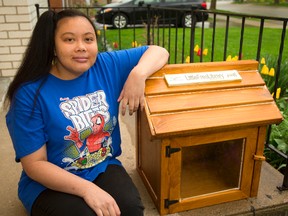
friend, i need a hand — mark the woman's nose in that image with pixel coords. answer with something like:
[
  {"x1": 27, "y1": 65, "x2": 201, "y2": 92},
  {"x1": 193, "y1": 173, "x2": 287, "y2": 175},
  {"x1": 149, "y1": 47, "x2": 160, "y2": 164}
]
[{"x1": 76, "y1": 41, "x2": 86, "y2": 52}]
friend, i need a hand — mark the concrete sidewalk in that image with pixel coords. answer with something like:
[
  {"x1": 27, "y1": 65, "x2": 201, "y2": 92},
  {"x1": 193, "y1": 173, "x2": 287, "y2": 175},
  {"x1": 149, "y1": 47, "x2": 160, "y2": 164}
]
[{"x1": 1, "y1": 77, "x2": 288, "y2": 216}]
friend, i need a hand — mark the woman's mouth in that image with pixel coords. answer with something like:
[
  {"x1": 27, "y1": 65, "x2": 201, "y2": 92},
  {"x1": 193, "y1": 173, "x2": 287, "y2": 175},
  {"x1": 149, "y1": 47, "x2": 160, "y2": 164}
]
[{"x1": 73, "y1": 57, "x2": 88, "y2": 63}]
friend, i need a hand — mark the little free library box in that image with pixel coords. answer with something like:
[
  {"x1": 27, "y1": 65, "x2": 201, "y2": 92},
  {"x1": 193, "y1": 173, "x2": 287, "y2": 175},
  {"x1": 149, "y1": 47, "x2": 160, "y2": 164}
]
[{"x1": 136, "y1": 60, "x2": 283, "y2": 215}]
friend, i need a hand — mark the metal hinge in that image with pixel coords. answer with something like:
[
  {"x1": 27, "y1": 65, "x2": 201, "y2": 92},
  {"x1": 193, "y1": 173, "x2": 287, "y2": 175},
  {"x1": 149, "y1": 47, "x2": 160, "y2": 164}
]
[
  {"x1": 164, "y1": 199, "x2": 179, "y2": 208},
  {"x1": 166, "y1": 146, "x2": 181, "y2": 157},
  {"x1": 253, "y1": 155, "x2": 266, "y2": 161}
]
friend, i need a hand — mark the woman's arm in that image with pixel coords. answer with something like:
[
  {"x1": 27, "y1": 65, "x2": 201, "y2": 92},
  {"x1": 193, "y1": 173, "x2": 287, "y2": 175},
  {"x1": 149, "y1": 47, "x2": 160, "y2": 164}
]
[
  {"x1": 21, "y1": 145, "x2": 120, "y2": 216},
  {"x1": 118, "y1": 45, "x2": 169, "y2": 115}
]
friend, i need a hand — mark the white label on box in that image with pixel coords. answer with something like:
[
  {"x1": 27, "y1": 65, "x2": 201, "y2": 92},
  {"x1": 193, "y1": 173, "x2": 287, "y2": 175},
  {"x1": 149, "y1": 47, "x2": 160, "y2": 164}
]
[{"x1": 164, "y1": 70, "x2": 242, "y2": 87}]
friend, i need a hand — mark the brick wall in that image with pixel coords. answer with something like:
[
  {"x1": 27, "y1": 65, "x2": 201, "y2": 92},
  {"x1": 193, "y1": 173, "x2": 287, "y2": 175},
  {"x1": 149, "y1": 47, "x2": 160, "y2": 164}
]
[{"x1": 0, "y1": 0, "x2": 48, "y2": 77}]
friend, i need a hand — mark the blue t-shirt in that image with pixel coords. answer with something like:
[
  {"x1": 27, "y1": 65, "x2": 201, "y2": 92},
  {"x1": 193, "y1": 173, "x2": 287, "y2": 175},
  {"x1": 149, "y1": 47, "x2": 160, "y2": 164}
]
[{"x1": 6, "y1": 46, "x2": 149, "y2": 214}]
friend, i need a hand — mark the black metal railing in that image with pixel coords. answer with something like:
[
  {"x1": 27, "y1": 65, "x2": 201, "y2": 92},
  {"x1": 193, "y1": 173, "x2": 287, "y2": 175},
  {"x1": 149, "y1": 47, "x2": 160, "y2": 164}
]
[{"x1": 35, "y1": 4, "x2": 288, "y2": 190}]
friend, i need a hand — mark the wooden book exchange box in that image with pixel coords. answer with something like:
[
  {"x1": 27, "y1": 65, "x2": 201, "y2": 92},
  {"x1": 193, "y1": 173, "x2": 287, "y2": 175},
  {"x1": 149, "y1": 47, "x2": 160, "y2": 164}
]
[{"x1": 136, "y1": 60, "x2": 283, "y2": 215}]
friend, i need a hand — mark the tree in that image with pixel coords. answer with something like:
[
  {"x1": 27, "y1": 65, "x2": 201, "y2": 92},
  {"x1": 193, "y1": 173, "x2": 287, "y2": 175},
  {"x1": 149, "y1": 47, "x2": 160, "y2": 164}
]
[{"x1": 210, "y1": 0, "x2": 217, "y2": 10}]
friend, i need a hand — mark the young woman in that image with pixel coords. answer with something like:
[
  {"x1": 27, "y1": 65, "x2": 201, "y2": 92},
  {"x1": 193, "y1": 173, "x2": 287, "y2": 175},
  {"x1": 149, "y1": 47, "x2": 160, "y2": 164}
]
[{"x1": 5, "y1": 9, "x2": 169, "y2": 216}]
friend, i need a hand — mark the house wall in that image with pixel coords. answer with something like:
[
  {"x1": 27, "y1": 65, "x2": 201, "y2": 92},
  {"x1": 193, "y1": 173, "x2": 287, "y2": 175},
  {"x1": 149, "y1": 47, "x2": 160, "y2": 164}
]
[
  {"x1": 49, "y1": 0, "x2": 110, "y2": 7},
  {"x1": 0, "y1": 0, "x2": 48, "y2": 77},
  {"x1": 50, "y1": 0, "x2": 63, "y2": 7}
]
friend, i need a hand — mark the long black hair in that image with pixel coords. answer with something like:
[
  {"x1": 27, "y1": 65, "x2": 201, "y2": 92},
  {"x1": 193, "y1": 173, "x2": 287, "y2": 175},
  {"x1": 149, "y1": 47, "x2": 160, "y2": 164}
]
[{"x1": 4, "y1": 9, "x2": 97, "y2": 108}]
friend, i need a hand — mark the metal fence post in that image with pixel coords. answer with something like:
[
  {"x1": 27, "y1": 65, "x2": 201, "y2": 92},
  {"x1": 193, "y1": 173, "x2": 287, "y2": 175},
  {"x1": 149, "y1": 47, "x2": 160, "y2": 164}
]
[
  {"x1": 35, "y1": 4, "x2": 40, "y2": 19},
  {"x1": 147, "y1": 4, "x2": 151, "y2": 45}
]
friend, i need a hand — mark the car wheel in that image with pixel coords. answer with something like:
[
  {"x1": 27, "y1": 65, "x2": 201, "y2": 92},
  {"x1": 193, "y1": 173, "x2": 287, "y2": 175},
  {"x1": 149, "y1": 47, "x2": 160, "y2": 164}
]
[
  {"x1": 182, "y1": 13, "x2": 195, "y2": 28},
  {"x1": 112, "y1": 13, "x2": 128, "y2": 29}
]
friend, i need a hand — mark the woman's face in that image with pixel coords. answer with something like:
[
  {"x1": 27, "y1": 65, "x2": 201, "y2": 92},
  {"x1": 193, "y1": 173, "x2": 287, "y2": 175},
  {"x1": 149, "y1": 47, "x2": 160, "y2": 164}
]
[{"x1": 52, "y1": 16, "x2": 98, "y2": 80}]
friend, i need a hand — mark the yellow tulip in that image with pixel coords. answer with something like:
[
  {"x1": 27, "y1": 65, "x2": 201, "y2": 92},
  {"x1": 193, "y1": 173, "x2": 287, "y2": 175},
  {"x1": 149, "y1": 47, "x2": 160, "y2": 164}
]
[
  {"x1": 232, "y1": 56, "x2": 238, "y2": 61},
  {"x1": 276, "y1": 88, "x2": 281, "y2": 99},
  {"x1": 194, "y1": 45, "x2": 199, "y2": 52},
  {"x1": 226, "y1": 55, "x2": 232, "y2": 61},
  {"x1": 203, "y1": 48, "x2": 208, "y2": 56},
  {"x1": 132, "y1": 41, "x2": 138, "y2": 47},
  {"x1": 97, "y1": 30, "x2": 101, "y2": 36},
  {"x1": 185, "y1": 56, "x2": 190, "y2": 63},
  {"x1": 268, "y1": 68, "x2": 275, "y2": 77},
  {"x1": 104, "y1": 25, "x2": 107, "y2": 30},
  {"x1": 261, "y1": 65, "x2": 269, "y2": 75},
  {"x1": 261, "y1": 57, "x2": 266, "y2": 64}
]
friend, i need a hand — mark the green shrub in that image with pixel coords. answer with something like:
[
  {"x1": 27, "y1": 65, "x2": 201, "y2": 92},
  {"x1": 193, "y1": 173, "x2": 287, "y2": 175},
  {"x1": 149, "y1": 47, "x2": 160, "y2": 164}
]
[{"x1": 259, "y1": 55, "x2": 288, "y2": 171}]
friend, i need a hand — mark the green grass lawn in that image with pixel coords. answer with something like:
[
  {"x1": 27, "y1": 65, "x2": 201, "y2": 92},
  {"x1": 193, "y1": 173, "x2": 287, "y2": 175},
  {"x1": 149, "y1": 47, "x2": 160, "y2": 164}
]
[{"x1": 99, "y1": 26, "x2": 288, "y2": 64}]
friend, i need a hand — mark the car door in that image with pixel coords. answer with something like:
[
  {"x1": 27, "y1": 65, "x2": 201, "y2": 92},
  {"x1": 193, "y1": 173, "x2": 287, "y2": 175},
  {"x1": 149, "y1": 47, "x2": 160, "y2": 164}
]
[
  {"x1": 132, "y1": 0, "x2": 161, "y2": 25},
  {"x1": 159, "y1": 0, "x2": 186, "y2": 26}
]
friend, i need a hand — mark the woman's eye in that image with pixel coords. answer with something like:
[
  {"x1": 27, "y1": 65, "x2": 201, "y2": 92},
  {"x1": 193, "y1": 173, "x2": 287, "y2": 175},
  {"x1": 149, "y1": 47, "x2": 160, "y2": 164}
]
[
  {"x1": 85, "y1": 37, "x2": 94, "y2": 42},
  {"x1": 64, "y1": 38, "x2": 74, "y2": 42}
]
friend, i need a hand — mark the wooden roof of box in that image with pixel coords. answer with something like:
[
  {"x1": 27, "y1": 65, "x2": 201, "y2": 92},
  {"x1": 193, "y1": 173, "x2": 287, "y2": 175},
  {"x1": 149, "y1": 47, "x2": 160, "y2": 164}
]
[{"x1": 143, "y1": 60, "x2": 283, "y2": 137}]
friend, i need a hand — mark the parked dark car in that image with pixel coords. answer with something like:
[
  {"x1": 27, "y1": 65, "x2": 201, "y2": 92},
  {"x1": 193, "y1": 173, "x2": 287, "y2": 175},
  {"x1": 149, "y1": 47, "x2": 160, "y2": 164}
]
[{"x1": 96, "y1": 0, "x2": 209, "y2": 29}]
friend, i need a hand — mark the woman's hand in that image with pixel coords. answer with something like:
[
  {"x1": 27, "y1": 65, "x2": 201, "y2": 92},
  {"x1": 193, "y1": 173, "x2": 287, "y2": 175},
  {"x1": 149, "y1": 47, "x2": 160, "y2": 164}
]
[
  {"x1": 118, "y1": 68, "x2": 146, "y2": 116},
  {"x1": 82, "y1": 182, "x2": 121, "y2": 216},
  {"x1": 21, "y1": 145, "x2": 120, "y2": 216},
  {"x1": 117, "y1": 45, "x2": 169, "y2": 115}
]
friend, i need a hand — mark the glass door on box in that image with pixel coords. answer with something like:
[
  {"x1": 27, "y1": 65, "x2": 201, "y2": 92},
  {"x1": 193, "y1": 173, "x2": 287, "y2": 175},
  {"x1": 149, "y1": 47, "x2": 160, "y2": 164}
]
[{"x1": 181, "y1": 139, "x2": 245, "y2": 198}]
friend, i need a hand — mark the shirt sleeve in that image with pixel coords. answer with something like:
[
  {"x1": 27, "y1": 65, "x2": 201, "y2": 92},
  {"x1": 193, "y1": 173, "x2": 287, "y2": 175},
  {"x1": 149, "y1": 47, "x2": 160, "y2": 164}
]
[
  {"x1": 99, "y1": 46, "x2": 149, "y2": 82},
  {"x1": 6, "y1": 84, "x2": 47, "y2": 162}
]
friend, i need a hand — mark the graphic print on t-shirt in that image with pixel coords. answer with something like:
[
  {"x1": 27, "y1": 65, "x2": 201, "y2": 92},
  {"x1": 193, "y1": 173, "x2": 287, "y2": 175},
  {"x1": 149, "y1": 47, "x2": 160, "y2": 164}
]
[{"x1": 59, "y1": 90, "x2": 116, "y2": 170}]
